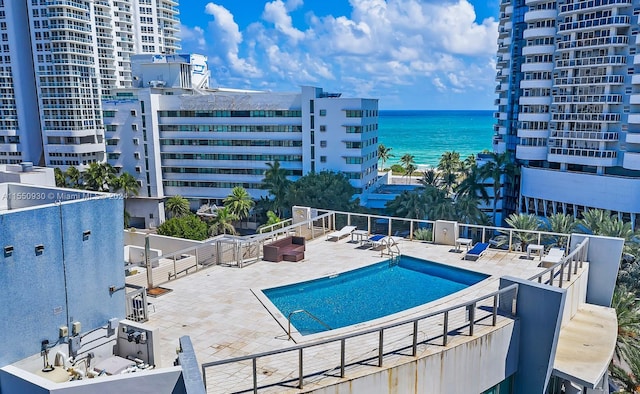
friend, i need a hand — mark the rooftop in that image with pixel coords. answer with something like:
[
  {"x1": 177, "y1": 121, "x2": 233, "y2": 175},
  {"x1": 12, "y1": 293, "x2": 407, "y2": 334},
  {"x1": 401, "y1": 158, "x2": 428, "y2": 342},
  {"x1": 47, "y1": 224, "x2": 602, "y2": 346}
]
[{"x1": 126, "y1": 217, "x2": 602, "y2": 393}]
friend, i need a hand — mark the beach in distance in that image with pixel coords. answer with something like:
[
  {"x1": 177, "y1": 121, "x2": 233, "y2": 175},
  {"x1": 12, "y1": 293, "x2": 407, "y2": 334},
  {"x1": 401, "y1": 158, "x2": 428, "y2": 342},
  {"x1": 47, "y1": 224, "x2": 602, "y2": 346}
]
[{"x1": 378, "y1": 110, "x2": 495, "y2": 168}]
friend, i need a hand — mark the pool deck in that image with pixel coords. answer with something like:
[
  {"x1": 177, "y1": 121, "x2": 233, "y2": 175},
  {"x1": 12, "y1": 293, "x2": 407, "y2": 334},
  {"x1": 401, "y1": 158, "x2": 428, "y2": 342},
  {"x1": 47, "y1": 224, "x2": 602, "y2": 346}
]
[{"x1": 141, "y1": 237, "x2": 548, "y2": 393}]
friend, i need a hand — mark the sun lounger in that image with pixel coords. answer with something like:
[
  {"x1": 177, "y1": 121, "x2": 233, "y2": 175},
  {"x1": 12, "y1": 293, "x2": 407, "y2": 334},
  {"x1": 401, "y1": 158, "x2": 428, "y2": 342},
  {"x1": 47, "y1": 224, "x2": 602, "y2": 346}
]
[
  {"x1": 364, "y1": 235, "x2": 403, "y2": 250},
  {"x1": 326, "y1": 225, "x2": 357, "y2": 241},
  {"x1": 364, "y1": 234, "x2": 386, "y2": 248},
  {"x1": 464, "y1": 242, "x2": 490, "y2": 261},
  {"x1": 540, "y1": 247, "x2": 565, "y2": 267}
]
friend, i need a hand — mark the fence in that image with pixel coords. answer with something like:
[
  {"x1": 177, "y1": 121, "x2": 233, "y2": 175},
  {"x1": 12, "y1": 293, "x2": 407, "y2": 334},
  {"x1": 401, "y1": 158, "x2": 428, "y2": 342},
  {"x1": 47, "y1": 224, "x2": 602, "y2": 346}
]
[
  {"x1": 529, "y1": 238, "x2": 589, "y2": 288},
  {"x1": 125, "y1": 209, "x2": 575, "y2": 290},
  {"x1": 125, "y1": 287, "x2": 149, "y2": 323},
  {"x1": 201, "y1": 284, "x2": 520, "y2": 393}
]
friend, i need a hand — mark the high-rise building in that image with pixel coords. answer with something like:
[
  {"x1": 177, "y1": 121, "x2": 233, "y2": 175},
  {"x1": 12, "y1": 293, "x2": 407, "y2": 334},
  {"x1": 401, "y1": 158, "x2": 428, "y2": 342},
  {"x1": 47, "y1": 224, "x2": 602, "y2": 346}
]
[
  {"x1": 102, "y1": 54, "x2": 379, "y2": 228},
  {"x1": 494, "y1": 0, "x2": 640, "y2": 227},
  {"x1": 0, "y1": 0, "x2": 180, "y2": 170}
]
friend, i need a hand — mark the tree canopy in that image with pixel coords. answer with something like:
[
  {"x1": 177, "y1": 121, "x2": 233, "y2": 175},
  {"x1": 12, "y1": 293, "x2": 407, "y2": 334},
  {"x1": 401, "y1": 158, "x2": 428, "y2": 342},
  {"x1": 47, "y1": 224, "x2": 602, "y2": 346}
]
[
  {"x1": 156, "y1": 214, "x2": 208, "y2": 240},
  {"x1": 285, "y1": 171, "x2": 357, "y2": 211}
]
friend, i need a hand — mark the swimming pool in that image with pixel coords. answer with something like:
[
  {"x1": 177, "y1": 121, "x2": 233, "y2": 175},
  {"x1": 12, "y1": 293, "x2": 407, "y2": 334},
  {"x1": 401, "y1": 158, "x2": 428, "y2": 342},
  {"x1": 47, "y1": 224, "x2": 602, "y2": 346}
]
[{"x1": 262, "y1": 256, "x2": 488, "y2": 335}]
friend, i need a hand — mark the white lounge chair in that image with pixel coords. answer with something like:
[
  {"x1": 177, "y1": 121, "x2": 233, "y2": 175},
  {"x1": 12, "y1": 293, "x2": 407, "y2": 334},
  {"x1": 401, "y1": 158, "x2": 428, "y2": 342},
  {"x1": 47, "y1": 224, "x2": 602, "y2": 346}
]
[
  {"x1": 541, "y1": 247, "x2": 565, "y2": 267},
  {"x1": 326, "y1": 225, "x2": 357, "y2": 241}
]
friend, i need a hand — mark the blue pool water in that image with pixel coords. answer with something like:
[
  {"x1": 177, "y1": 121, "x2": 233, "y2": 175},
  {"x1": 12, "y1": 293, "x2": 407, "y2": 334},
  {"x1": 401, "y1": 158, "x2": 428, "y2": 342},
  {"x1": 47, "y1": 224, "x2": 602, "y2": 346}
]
[{"x1": 263, "y1": 256, "x2": 489, "y2": 335}]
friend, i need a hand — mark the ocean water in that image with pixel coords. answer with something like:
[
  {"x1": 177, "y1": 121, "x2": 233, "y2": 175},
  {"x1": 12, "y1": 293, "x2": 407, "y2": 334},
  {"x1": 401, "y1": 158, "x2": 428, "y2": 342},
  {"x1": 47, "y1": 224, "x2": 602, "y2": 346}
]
[{"x1": 378, "y1": 110, "x2": 495, "y2": 167}]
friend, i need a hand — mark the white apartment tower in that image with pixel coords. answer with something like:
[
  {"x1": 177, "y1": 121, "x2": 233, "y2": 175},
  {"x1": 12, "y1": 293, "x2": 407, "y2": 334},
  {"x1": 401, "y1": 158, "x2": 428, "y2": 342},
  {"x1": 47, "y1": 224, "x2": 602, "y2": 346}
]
[
  {"x1": 102, "y1": 55, "x2": 379, "y2": 227},
  {"x1": 494, "y1": 0, "x2": 640, "y2": 227},
  {"x1": 0, "y1": 0, "x2": 180, "y2": 169}
]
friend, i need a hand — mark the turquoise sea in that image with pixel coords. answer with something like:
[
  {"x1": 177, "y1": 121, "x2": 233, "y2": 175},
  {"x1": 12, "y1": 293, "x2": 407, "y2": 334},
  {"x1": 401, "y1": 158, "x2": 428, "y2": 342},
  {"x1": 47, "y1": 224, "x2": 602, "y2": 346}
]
[{"x1": 378, "y1": 110, "x2": 495, "y2": 167}]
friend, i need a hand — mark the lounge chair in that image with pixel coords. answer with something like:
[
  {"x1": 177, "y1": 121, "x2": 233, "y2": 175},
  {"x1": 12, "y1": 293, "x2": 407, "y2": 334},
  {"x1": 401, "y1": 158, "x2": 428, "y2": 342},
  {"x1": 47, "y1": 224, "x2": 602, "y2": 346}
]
[
  {"x1": 326, "y1": 225, "x2": 357, "y2": 241},
  {"x1": 364, "y1": 235, "x2": 403, "y2": 250},
  {"x1": 363, "y1": 234, "x2": 386, "y2": 248},
  {"x1": 540, "y1": 247, "x2": 565, "y2": 267},
  {"x1": 464, "y1": 242, "x2": 490, "y2": 261}
]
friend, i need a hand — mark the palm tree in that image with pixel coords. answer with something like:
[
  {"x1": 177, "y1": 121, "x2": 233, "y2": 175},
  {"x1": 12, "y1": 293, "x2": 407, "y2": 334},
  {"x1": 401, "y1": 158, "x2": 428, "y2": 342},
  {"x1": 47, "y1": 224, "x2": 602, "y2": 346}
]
[
  {"x1": 461, "y1": 154, "x2": 476, "y2": 175},
  {"x1": 386, "y1": 191, "x2": 426, "y2": 219},
  {"x1": 378, "y1": 144, "x2": 394, "y2": 171},
  {"x1": 54, "y1": 168, "x2": 68, "y2": 188},
  {"x1": 224, "y1": 186, "x2": 255, "y2": 222},
  {"x1": 423, "y1": 186, "x2": 455, "y2": 221},
  {"x1": 609, "y1": 357, "x2": 640, "y2": 394},
  {"x1": 262, "y1": 160, "x2": 291, "y2": 217},
  {"x1": 478, "y1": 152, "x2": 518, "y2": 226},
  {"x1": 112, "y1": 172, "x2": 139, "y2": 198},
  {"x1": 455, "y1": 164, "x2": 489, "y2": 204},
  {"x1": 83, "y1": 162, "x2": 116, "y2": 192},
  {"x1": 418, "y1": 168, "x2": 440, "y2": 188},
  {"x1": 610, "y1": 288, "x2": 640, "y2": 372},
  {"x1": 208, "y1": 207, "x2": 238, "y2": 236},
  {"x1": 543, "y1": 213, "x2": 576, "y2": 249},
  {"x1": 165, "y1": 195, "x2": 190, "y2": 218},
  {"x1": 496, "y1": 213, "x2": 542, "y2": 252},
  {"x1": 111, "y1": 172, "x2": 139, "y2": 227},
  {"x1": 65, "y1": 166, "x2": 82, "y2": 188},
  {"x1": 400, "y1": 154, "x2": 416, "y2": 184},
  {"x1": 578, "y1": 209, "x2": 612, "y2": 234},
  {"x1": 438, "y1": 151, "x2": 462, "y2": 196},
  {"x1": 454, "y1": 195, "x2": 489, "y2": 226}
]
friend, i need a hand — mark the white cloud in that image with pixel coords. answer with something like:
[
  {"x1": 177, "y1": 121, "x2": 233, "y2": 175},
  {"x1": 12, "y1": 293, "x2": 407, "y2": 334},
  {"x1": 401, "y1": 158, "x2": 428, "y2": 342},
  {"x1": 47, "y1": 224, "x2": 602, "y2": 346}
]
[
  {"x1": 179, "y1": 24, "x2": 206, "y2": 50},
  {"x1": 204, "y1": 3, "x2": 261, "y2": 76},
  {"x1": 179, "y1": 0, "x2": 499, "y2": 107},
  {"x1": 422, "y1": 0, "x2": 499, "y2": 55},
  {"x1": 262, "y1": 0, "x2": 305, "y2": 43}
]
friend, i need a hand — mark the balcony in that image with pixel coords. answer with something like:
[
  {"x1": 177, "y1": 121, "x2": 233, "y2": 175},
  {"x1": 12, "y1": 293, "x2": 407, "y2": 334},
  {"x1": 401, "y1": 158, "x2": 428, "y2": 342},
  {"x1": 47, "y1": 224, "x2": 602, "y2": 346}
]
[
  {"x1": 520, "y1": 62, "x2": 554, "y2": 73},
  {"x1": 517, "y1": 128, "x2": 549, "y2": 138},
  {"x1": 627, "y1": 114, "x2": 640, "y2": 124},
  {"x1": 558, "y1": 16, "x2": 630, "y2": 32},
  {"x1": 520, "y1": 79, "x2": 553, "y2": 90},
  {"x1": 555, "y1": 55, "x2": 626, "y2": 69},
  {"x1": 516, "y1": 145, "x2": 548, "y2": 160},
  {"x1": 551, "y1": 113, "x2": 620, "y2": 122},
  {"x1": 523, "y1": 27, "x2": 556, "y2": 39},
  {"x1": 522, "y1": 45, "x2": 555, "y2": 56},
  {"x1": 524, "y1": 9, "x2": 557, "y2": 22},
  {"x1": 623, "y1": 152, "x2": 640, "y2": 170},
  {"x1": 519, "y1": 96, "x2": 551, "y2": 106},
  {"x1": 626, "y1": 133, "x2": 640, "y2": 144},
  {"x1": 519, "y1": 113, "x2": 551, "y2": 122}
]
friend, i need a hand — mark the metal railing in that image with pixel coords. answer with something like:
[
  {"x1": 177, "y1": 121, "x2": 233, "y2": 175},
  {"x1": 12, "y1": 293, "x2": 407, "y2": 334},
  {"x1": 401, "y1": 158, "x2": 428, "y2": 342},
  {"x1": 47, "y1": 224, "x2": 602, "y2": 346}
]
[
  {"x1": 125, "y1": 287, "x2": 149, "y2": 323},
  {"x1": 202, "y1": 284, "x2": 519, "y2": 392},
  {"x1": 528, "y1": 238, "x2": 589, "y2": 288}
]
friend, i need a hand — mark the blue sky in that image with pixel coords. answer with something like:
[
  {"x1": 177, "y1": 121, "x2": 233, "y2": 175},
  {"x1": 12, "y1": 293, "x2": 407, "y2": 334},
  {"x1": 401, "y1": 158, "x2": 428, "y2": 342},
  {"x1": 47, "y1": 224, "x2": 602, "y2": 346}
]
[{"x1": 179, "y1": 1, "x2": 500, "y2": 110}]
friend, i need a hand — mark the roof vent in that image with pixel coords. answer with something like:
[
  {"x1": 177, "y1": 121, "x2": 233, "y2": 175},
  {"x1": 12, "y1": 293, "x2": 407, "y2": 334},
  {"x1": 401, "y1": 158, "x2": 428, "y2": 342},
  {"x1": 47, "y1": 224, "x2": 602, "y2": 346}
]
[{"x1": 20, "y1": 162, "x2": 33, "y2": 172}]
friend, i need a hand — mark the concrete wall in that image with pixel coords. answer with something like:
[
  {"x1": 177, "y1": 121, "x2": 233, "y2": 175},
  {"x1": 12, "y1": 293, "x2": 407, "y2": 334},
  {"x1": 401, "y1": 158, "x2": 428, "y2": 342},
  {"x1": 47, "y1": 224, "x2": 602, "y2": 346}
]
[
  {"x1": 0, "y1": 193, "x2": 124, "y2": 366},
  {"x1": 309, "y1": 322, "x2": 518, "y2": 394},
  {"x1": 570, "y1": 234, "x2": 623, "y2": 307},
  {"x1": 560, "y1": 265, "x2": 589, "y2": 327},
  {"x1": 521, "y1": 167, "x2": 640, "y2": 213},
  {"x1": 123, "y1": 231, "x2": 202, "y2": 255},
  {"x1": 499, "y1": 276, "x2": 566, "y2": 393},
  {"x1": 0, "y1": 365, "x2": 186, "y2": 394},
  {"x1": 434, "y1": 220, "x2": 457, "y2": 246},
  {"x1": 126, "y1": 198, "x2": 164, "y2": 229}
]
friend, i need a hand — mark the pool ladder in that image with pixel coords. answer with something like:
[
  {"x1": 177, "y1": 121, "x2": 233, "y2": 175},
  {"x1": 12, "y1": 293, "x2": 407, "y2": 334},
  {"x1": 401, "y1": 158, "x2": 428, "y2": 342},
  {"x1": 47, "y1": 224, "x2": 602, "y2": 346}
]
[
  {"x1": 380, "y1": 237, "x2": 401, "y2": 259},
  {"x1": 288, "y1": 309, "x2": 332, "y2": 340}
]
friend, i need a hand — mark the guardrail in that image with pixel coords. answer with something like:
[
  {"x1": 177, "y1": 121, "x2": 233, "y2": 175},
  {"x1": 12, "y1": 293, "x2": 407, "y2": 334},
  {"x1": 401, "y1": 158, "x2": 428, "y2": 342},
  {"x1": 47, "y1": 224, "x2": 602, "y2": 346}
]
[
  {"x1": 528, "y1": 238, "x2": 589, "y2": 288},
  {"x1": 201, "y1": 284, "x2": 519, "y2": 392}
]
